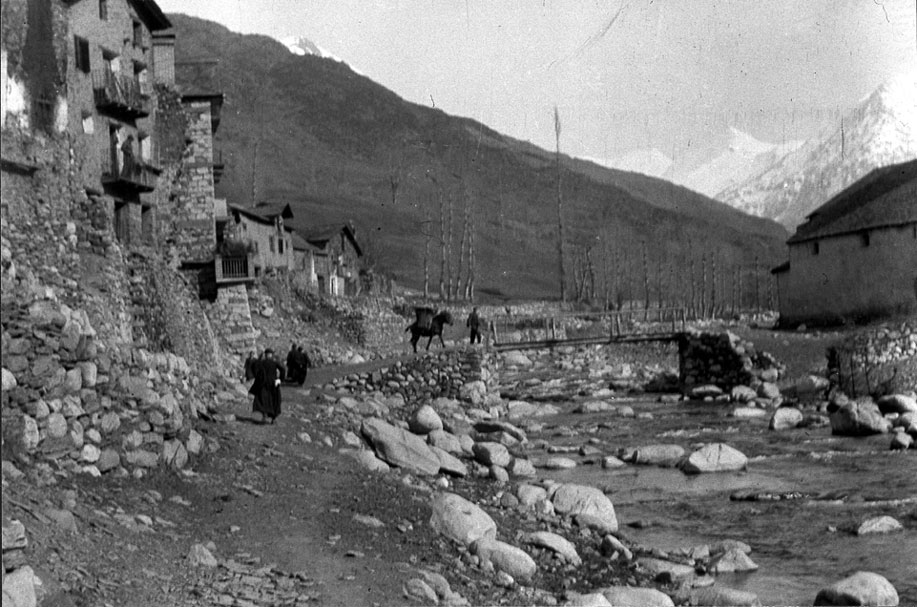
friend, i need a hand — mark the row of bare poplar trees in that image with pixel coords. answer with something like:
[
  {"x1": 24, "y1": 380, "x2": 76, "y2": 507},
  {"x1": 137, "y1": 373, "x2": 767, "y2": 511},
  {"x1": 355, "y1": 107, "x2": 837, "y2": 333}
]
[
  {"x1": 565, "y1": 238, "x2": 777, "y2": 317},
  {"x1": 419, "y1": 180, "x2": 477, "y2": 302}
]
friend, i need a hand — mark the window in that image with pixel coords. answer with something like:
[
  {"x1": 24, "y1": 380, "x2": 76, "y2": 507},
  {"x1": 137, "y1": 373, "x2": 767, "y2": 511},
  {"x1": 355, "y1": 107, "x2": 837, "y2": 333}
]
[
  {"x1": 860, "y1": 232, "x2": 870, "y2": 248},
  {"x1": 99, "y1": 0, "x2": 108, "y2": 20},
  {"x1": 74, "y1": 37, "x2": 91, "y2": 73},
  {"x1": 278, "y1": 238, "x2": 285, "y2": 255},
  {"x1": 812, "y1": 241, "x2": 819, "y2": 256},
  {"x1": 132, "y1": 21, "x2": 143, "y2": 48},
  {"x1": 269, "y1": 236, "x2": 275, "y2": 253}
]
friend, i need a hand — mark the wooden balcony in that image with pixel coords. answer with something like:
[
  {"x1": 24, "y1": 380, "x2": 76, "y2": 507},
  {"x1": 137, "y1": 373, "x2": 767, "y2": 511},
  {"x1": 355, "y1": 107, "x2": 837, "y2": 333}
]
[
  {"x1": 92, "y1": 70, "x2": 150, "y2": 118},
  {"x1": 215, "y1": 254, "x2": 255, "y2": 284},
  {"x1": 100, "y1": 148, "x2": 158, "y2": 192}
]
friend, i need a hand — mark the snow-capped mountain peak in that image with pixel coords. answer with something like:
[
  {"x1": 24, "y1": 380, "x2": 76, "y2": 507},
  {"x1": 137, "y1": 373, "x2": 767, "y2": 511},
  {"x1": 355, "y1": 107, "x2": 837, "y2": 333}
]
[
  {"x1": 714, "y1": 71, "x2": 917, "y2": 230},
  {"x1": 280, "y1": 35, "x2": 325, "y2": 57},
  {"x1": 726, "y1": 127, "x2": 777, "y2": 155},
  {"x1": 277, "y1": 35, "x2": 366, "y2": 77}
]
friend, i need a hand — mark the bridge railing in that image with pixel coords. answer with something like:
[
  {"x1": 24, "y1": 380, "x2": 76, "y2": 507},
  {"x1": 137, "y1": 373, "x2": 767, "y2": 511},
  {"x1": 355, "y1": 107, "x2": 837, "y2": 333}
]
[{"x1": 490, "y1": 307, "x2": 687, "y2": 348}]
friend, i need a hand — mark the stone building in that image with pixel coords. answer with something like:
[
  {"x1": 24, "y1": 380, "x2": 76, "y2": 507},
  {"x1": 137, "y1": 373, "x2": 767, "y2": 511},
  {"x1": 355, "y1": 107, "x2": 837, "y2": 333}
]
[
  {"x1": 70, "y1": 0, "x2": 171, "y2": 246},
  {"x1": 772, "y1": 159, "x2": 917, "y2": 326},
  {"x1": 223, "y1": 203, "x2": 295, "y2": 275},
  {"x1": 302, "y1": 222, "x2": 363, "y2": 296}
]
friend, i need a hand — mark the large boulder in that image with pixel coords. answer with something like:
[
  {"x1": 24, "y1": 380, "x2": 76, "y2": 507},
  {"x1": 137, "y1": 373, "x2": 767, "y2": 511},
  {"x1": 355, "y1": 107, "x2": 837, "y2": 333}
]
[
  {"x1": 829, "y1": 400, "x2": 891, "y2": 436},
  {"x1": 814, "y1": 571, "x2": 899, "y2": 606},
  {"x1": 688, "y1": 587, "x2": 762, "y2": 606},
  {"x1": 769, "y1": 407, "x2": 803, "y2": 431},
  {"x1": 471, "y1": 538, "x2": 537, "y2": 582},
  {"x1": 472, "y1": 442, "x2": 512, "y2": 468},
  {"x1": 600, "y1": 587, "x2": 674, "y2": 607},
  {"x1": 409, "y1": 405, "x2": 443, "y2": 434},
  {"x1": 429, "y1": 493, "x2": 496, "y2": 545},
  {"x1": 856, "y1": 516, "x2": 903, "y2": 536},
  {"x1": 430, "y1": 446, "x2": 468, "y2": 477},
  {"x1": 523, "y1": 531, "x2": 581, "y2": 565},
  {"x1": 361, "y1": 418, "x2": 441, "y2": 475},
  {"x1": 473, "y1": 420, "x2": 526, "y2": 443},
  {"x1": 708, "y1": 548, "x2": 758, "y2": 572},
  {"x1": 877, "y1": 394, "x2": 917, "y2": 415},
  {"x1": 427, "y1": 429, "x2": 464, "y2": 454},
  {"x1": 625, "y1": 444, "x2": 685, "y2": 467},
  {"x1": 551, "y1": 484, "x2": 618, "y2": 532},
  {"x1": 681, "y1": 443, "x2": 747, "y2": 474}
]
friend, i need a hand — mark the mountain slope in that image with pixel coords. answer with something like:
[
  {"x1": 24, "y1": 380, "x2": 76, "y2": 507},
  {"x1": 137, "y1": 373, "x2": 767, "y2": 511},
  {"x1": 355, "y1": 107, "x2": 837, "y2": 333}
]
[
  {"x1": 716, "y1": 72, "x2": 917, "y2": 230},
  {"x1": 170, "y1": 14, "x2": 787, "y2": 301},
  {"x1": 681, "y1": 128, "x2": 805, "y2": 198}
]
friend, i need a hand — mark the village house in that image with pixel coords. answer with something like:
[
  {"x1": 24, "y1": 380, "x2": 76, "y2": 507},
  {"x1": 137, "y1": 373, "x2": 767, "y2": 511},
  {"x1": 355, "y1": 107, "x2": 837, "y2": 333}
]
[
  {"x1": 222, "y1": 202, "x2": 295, "y2": 275},
  {"x1": 302, "y1": 222, "x2": 363, "y2": 296},
  {"x1": 772, "y1": 158, "x2": 917, "y2": 327},
  {"x1": 67, "y1": 0, "x2": 172, "y2": 245},
  {"x1": 1, "y1": 0, "x2": 176, "y2": 250}
]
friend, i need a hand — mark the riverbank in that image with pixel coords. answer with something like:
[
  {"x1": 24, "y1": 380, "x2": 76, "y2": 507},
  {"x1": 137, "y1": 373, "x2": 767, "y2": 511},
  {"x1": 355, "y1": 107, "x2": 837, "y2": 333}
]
[{"x1": 3, "y1": 331, "x2": 914, "y2": 606}]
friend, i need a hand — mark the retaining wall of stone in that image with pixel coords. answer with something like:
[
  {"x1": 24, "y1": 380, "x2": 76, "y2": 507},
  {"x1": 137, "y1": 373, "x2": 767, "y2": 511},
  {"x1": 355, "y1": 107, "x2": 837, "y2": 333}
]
[
  {"x1": 678, "y1": 330, "x2": 783, "y2": 391},
  {"x1": 204, "y1": 284, "x2": 256, "y2": 358},
  {"x1": 0, "y1": 296, "x2": 224, "y2": 478},
  {"x1": 829, "y1": 320, "x2": 917, "y2": 396},
  {"x1": 329, "y1": 348, "x2": 493, "y2": 404}
]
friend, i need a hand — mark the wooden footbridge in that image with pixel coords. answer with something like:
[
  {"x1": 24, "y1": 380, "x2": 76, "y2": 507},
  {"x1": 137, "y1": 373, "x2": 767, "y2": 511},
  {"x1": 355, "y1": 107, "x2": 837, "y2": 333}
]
[{"x1": 489, "y1": 307, "x2": 689, "y2": 351}]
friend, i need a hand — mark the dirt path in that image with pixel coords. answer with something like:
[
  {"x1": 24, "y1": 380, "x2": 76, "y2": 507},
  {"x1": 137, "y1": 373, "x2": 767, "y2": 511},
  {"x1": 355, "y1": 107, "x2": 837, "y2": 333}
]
[{"x1": 2, "y1": 354, "x2": 469, "y2": 607}]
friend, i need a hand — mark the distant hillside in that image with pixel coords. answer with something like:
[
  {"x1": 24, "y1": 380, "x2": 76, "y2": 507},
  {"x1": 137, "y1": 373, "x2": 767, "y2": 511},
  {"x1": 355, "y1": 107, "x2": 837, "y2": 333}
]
[
  {"x1": 170, "y1": 14, "x2": 787, "y2": 302},
  {"x1": 717, "y1": 72, "x2": 917, "y2": 230}
]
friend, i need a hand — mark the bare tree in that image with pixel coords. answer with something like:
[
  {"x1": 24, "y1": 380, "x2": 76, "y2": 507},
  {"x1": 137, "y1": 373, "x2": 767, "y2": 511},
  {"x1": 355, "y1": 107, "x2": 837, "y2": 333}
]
[
  {"x1": 641, "y1": 240, "x2": 650, "y2": 320},
  {"x1": 438, "y1": 190, "x2": 447, "y2": 301},
  {"x1": 701, "y1": 251, "x2": 708, "y2": 319},
  {"x1": 554, "y1": 106, "x2": 567, "y2": 303},
  {"x1": 422, "y1": 202, "x2": 432, "y2": 299}
]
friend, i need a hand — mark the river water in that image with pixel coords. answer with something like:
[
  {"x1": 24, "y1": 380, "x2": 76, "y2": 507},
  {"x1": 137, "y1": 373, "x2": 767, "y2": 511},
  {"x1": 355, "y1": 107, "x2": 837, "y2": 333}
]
[{"x1": 503, "y1": 366, "x2": 916, "y2": 605}]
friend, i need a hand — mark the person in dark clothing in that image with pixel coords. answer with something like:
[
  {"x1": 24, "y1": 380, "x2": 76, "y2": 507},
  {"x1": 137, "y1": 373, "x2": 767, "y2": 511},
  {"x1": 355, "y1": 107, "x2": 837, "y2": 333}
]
[
  {"x1": 250, "y1": 349, "x2": 282, "y2": 423},
  {"x1": 243, "y1": 351, "x2": 256, "y2": 382},
  {"x1": 286, "y1": 343, "x2": 299, "y2": 384},
  {"x1": 466, "y1": 307, "x2": 482, "y2": 344},
  {"x1": 294, "y1": 346, "x2": 311, "y2": 386}
]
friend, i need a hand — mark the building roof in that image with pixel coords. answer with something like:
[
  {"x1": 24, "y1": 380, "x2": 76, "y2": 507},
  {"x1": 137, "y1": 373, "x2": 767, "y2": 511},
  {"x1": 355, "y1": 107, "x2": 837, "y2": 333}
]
[
  {"x1": 228, "y1": 204, "x2": 273, "y2": 226},
  {"x1": 252, "y1": 202, "x2": 295, "y2": 220},
  {"x1": 787, "y1": 159, "x2": 917, "y2": 245},
  {"x1": 301, "y1": 222, "x2": 363, "y2": 257},
  {"x1": 290, "y1": 232, "x2": 319, "y2": 252},
  {"x1": 128, "y1": 0, "x2": 172, "y2": 31}
]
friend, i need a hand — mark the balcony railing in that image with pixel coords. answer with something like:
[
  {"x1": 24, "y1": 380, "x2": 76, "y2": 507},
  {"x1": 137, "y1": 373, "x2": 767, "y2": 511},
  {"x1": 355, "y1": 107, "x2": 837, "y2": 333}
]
[
  {"x1": 215, "y1": 254, "x2": 255, "y2": 284},
  {"x1": 100, "y1": 148, "x2": 158, "y2": 192},
  {"x1": 92, "y1": 70, "x2": 150, "y2": 118}
]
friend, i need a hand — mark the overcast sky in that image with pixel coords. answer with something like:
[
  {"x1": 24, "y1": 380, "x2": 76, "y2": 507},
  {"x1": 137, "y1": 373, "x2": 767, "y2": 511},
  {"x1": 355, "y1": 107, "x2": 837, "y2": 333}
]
[{"x1": 157, "y1": 0, "x2": 916, "y2": 171}]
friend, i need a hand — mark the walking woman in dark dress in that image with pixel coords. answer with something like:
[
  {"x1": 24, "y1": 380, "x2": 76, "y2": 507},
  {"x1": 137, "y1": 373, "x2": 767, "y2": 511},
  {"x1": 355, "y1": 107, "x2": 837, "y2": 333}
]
[{"x1": 250, "y1": 349, "x2": 282, "y2": 423}]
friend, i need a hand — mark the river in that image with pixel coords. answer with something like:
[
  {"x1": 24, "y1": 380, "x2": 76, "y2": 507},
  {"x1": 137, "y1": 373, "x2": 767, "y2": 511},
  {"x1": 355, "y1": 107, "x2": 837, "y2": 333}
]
[{"x1": 502, "y1": 363, "x2": 916, "y2": 605}]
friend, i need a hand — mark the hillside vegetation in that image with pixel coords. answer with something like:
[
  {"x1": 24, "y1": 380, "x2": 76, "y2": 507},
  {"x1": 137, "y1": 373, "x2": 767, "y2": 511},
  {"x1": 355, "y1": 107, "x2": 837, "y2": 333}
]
[{"x1": 171, "y1": 15, "x2": 788, "y2": 302}]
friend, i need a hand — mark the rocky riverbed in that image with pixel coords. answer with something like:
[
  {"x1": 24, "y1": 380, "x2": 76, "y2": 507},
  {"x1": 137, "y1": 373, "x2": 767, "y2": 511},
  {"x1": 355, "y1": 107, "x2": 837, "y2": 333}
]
[{"x1": 3, "y1": 335, "x2": 915, "y2": 606}]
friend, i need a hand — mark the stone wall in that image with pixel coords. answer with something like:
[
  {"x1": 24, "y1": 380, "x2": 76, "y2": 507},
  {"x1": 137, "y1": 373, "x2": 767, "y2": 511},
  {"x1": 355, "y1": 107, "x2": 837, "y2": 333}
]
[
  {"x1": 678, "y1": 330, "x2": 783, "y2": 391},
  {"x1": 127, "y1": 249, "x2": 221, "y2": 371},
  {"x1": 204, "y1": 284, "x2": 256, "y2": 358},
  {"x1": 330, "y1": 349, "x2": 493, "y2": 403},
  {"x1": 158, "y1": 99, "x2": 216, "y2": 264},
  {"x1": 829, "y1": 320, "x2": 917, "y2": 396},
  {"x1": 0, "y1": 294, "x2": 217, "y2": 478}
]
